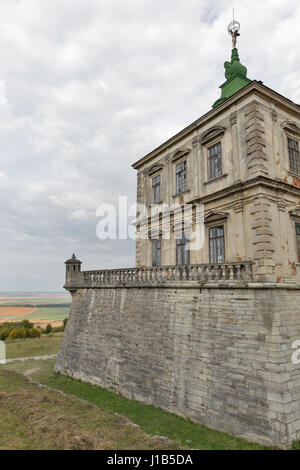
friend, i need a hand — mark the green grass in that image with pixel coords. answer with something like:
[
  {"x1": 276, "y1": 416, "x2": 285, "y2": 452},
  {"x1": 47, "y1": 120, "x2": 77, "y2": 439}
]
[
  {"x1": 2, "y1": 359, "x2": 278, "y2": 450},
  {"x1": 5, "y1": 334, "x2": 63, "y2": 359},
  {"x1": 0, "y1": 367, "x2": 176, "y2": 450}
]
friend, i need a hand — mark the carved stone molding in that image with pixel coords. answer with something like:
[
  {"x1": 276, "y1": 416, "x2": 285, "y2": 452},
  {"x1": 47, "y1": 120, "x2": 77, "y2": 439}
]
[
  {"x1": 192, "y1": 137, "x2": 199, "y2": 149},
  {"x1": 204, "y1": 210, "x2": 229, "y2": 223},
  {"x1": 171, "y1": 147, "x2": 191, "y2": 163},
  {"x1": 289, "y1": 205, "x2": 300, "y2": 219},
  {"x1": 230, "y1": 112, "x2": 237, "y2": 126},
  {"x1": 282, "y1": 120, "x2": 300, "y2": 137},
  {"x1": 199, "y1": 126, "x2": 226, "y2": 145},
  {"x1": 271, "y1": 110, "x2": 278, "y2": 123},
  {"x1": 147, "y1": 163, "x2": 164, "y2": 176}
]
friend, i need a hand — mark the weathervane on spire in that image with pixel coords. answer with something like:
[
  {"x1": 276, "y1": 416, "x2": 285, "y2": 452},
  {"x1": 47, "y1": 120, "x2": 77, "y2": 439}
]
[{"x1": 228, "y1": 8, "x2": 240, "y2": 49}]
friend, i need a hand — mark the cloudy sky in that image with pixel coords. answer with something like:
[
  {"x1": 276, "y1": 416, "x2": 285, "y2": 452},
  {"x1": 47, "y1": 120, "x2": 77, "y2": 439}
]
[{"x1": 0, "y1": 0, "x2": 300, "y2": 291}]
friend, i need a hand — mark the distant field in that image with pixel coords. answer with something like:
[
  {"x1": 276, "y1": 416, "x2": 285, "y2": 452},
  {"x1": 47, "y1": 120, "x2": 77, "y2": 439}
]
[
  {"x1": 5, "y1": 307, "x2": 70, "y2": 326},
  {"x1": 0, "y1": 307, "x2": 37, "y2": 317},
  {"x1": 0, "y1": 294, "x2": 70, "y2": 326},
  {"x1": 0, "y1": 298, "x2": 71, "y2": 306}
]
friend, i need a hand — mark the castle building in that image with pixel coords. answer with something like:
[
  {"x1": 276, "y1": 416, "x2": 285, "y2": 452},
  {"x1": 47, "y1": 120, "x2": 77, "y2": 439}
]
[
  {"x1": 133, "y1": 36, "x2": 300, "y2": 284},
  {"x1": 56, "y1": 22, "x2": 300, "y2": 447}
]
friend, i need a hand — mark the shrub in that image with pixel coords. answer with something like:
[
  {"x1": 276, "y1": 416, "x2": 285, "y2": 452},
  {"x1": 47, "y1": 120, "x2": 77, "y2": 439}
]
[
  {"x1": 0, "y1": 328, "x2": 10, "y2": 341},
  {"x1": 8, "y1": 328, "x2": 27, "y2": 340},
  {"x1": 63, "y1": 318, "x2": 68, "y2": 330},
  {"x1": 28, "y1": 328, "x2": 42, "y2": 339},
  {"x1": 52, "y1": 326, "x2": 64, "y2": 333},
  {"x1": 22, "y1": 319, "x2": 33, "y2": 329},
  {"x1": 46, "y1": 324, "x2": 52, "y2": 334}
]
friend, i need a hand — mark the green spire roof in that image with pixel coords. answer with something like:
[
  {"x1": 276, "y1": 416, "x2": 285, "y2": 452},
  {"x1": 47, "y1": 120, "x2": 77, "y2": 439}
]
[{"x1": 212, "y1": 47, "x2": 251, "y2": 108}]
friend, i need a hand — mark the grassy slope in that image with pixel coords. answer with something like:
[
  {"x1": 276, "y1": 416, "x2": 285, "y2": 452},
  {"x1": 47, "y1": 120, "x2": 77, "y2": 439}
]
[
  {"x1": 0, "y1": 367, "x2": 176, "y2": 450},
  {"x1": 5, "y1": 334, "x2": 63, "y2": 359},
  {"x1": 2, "y1": 359, "x2": 277, "y2": 450}
]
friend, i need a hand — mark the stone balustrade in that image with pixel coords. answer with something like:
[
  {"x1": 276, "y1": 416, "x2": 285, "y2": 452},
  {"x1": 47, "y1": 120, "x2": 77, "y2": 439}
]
[{"x1": 66, "y1": 262, "x2": 253, "y2": 289}]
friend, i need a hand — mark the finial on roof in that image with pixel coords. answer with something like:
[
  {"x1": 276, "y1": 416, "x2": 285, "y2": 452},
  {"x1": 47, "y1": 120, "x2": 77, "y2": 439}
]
[
  {"x1": 228, "y1": 9, "x2": 240, "y2": 49},
  {"x1": 212, "y1": 15, "x2": 251, "y2": 108},
  {"x1": 65, "y1": 254, "x2": 82, "y2": 264}
]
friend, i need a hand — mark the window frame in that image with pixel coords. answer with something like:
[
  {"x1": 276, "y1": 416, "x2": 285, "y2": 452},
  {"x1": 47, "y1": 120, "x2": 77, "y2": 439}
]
[
  {"x1": 175, "y1": 160, "x2": 187, "y2": 195},
  {"x1": 152, "y1": 174, "x2": 161, "y2": 204},
  {"x1": 296, "y1": 222, "x2": 300, "y2": 262},
  {"x1": 287, "y1": 136, "x2": 300, "y2": 175},
  {"x1": 209, "y1": 225, "x2": 225, "y2": 264},
  {"x1": 207, "y1": 142, "x2": 223, "y2": 181},
  {"x1": 176, "y1": 236, "x2": 190, "y2": 266},
  {"x1": 152, "y1": 239, "x2": 161, "y2": 267}
]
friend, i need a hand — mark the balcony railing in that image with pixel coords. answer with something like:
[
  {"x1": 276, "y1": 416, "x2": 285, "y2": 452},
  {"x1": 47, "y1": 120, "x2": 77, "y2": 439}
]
[{"x1": 66, "y1": 262, "x2": 253, "y2": 288}]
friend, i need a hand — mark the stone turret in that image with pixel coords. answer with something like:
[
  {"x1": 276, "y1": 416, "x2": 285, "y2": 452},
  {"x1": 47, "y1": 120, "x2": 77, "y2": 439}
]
[{"x1": 64, "y1": 254, "x2": 82, "y2": 292}]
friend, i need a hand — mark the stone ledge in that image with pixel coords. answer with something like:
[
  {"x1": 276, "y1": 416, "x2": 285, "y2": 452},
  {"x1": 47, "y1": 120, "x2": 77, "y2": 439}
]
[{"x1": 65, "y1": 281, "x2": 300, "y2": 291}]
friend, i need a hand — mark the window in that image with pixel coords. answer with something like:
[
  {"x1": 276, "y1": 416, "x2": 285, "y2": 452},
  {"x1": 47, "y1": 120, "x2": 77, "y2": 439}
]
[
  {"x1": 176, "y1": 161, "x2": 187, "y2": 194},
  {"x1": 209, "y1": 226, "x2": 225, "y2": 263},
  {"x1": 208, "y1": 142, "x2": 222, "y2": 180},
  {"x1": 152, "y1": 240, "x2": 161, "y2": 267},
  {"x1": 288, "y1": 137, "x2": 300, "y2": 175},
  {"x1": 152, "y1": 175, "x2": 161, "y2": 204},
  {"x1": 176, "y1": 237, "x2": 190, "y2": 266},
  {"x1": 296, "y1": 223, "x2": 300, "y2": 261}
]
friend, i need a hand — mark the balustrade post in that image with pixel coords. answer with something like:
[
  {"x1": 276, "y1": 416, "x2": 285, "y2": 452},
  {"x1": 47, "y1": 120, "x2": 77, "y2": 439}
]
[
  {"x1": 221, "y1": 265, "x2": 227, "y2": 280},
  {"x1": 207, "y1": 266, "x2": 213, "y2": 281},
  {"x1": 228, "y1": 265, "x2": 234, "y2": 281},
  {"x1": 244, "y1": 263, "x2": 252, "y2": 281}
]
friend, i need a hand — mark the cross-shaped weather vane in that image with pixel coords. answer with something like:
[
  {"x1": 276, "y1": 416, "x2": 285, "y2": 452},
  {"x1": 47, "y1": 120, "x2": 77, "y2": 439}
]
[{"x1": 228, "y1": 8, "x2": 240, "y2": 49}]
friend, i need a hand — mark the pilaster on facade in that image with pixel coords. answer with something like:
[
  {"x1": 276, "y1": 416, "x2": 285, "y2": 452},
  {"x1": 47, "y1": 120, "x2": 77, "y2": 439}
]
[
  {"x1": 245, "y1": 102, "x2": 268, "y2": 177},
  {"x1": 251, "y1": 198, "x2": 276, "y2": 282}
]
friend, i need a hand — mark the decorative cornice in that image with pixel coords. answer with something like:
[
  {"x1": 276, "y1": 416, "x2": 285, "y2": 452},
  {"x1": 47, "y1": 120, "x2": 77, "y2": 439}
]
[
  {"x1": 282, "y1": 120, "x2": 300, "y2": 137},
  {"x1": 204, "y1": 210, "x2": 229, "y2": 223},
  {"x1": 171, "y1": 147, "x2": 191, "y2": 163},
  {"x1": 289, "y1": 205, "x2": 300, "y2": 218},
  {"x1": 147, "y1": 163, "x2": 164, "y2": 176},
  {"x1": 199, "y1": 126, "x2": 226, "y2": 145}
]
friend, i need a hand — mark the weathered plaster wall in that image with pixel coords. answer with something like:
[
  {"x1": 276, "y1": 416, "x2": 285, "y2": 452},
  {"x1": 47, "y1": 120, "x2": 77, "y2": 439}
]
[{"x1": 55, "y1": 285, "x2": 300, "y2": 447}]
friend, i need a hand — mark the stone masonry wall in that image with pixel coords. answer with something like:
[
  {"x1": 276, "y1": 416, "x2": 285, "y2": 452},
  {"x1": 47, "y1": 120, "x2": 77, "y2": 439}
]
[{"x1": 55, "y1": 286, "x2": 300, "y2": 447}]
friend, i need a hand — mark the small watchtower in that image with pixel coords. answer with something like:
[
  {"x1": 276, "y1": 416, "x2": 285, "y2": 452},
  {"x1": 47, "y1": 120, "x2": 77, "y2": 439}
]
[{"x1": 64, "y1": 254, "x2": 82, "y2": 291}]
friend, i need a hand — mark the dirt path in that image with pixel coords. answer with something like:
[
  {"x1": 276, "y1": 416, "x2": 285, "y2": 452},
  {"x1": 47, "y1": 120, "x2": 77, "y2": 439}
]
[{"x1": 4, "y1": 354, "x2": 57, "y2": 364}]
